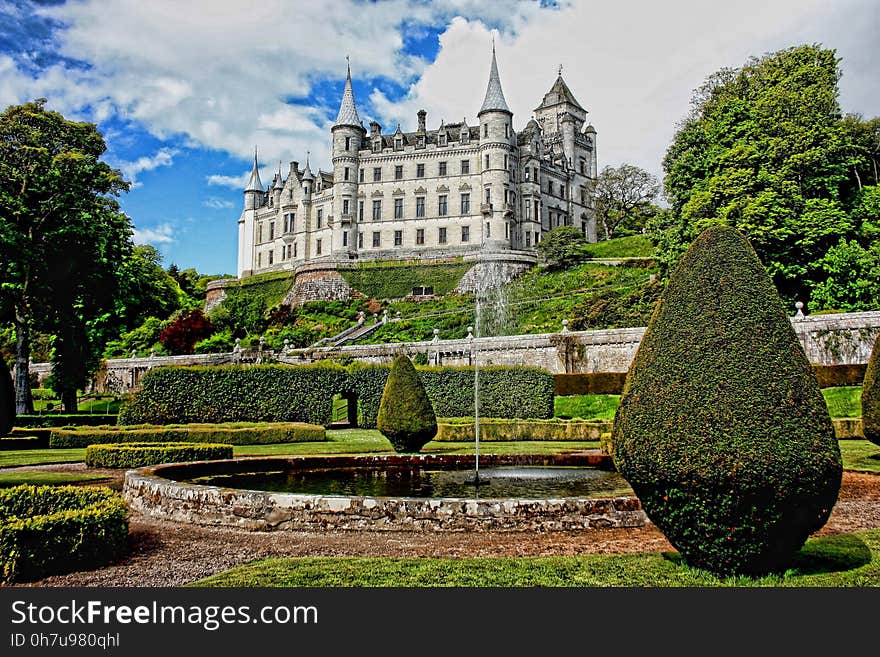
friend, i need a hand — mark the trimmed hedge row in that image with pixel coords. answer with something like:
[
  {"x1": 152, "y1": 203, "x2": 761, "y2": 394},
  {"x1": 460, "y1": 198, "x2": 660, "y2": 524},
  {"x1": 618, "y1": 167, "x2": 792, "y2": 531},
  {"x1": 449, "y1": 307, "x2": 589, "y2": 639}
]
[
  {"x1": 50, "y1": 422, "x2": 325, "y2": 448},
  {"x1": 435, "y1": 418, "x2": 611, "y2": 442},
  {"x1": 120, "y1": 363, "x2": 555, "y2": 428},
  {"x1": 0, "y1": 436, "x2": 45, "y2": 451},
  {"x1": 15, "y1": 414, "x2": 118, "y2": 428},
  {"x1": 813, "y1": 364, "x2": 868, "y2": 388},
  {"x1": 0, "y1": 485, "x2": 128, "y2": 583},
  {"x1": 554, "y1": 372, "x2": 628, "y2": 396},
  {"x1": 85, "y1": 442, "x2": 233, "y2": 468}
]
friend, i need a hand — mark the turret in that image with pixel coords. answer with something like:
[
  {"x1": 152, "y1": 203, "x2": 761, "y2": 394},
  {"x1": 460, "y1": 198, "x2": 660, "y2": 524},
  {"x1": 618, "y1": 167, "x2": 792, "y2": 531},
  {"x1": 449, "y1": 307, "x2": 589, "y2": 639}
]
[
  {"x1": 331, "y1": 58, "x2": 365, "y2": 257},
  {"x1": 244, "y1": 149, "x2": 263, "y2": 211},
  {"x1": 238, "y1": 148, "x2": 263, "y2": 277},
  {"x1": 477, "y1": 43, "x2": 514, "y2": 251},
  {"x1": 271, "y1": 163, "x2": 284, "y2": 206}
]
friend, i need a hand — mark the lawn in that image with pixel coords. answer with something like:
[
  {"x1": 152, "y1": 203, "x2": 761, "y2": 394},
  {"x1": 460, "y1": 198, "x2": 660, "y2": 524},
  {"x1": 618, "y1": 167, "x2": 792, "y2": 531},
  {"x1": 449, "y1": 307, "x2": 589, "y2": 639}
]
[
  {"x1": 192, "y1": 528, "x2": 880, "y2": 587},
  {"x1": 0, "y1": 470, "x2": 109, "y2": 487},
  {"x1": 555, "y1": 394, "x2": 620, "y2": 420},
  {"x1": 822, "y1": 387, "x2": 862, "y2": 418},
  {"x1": 840, "y1": 439, "x2": 880, "y2": 473}
]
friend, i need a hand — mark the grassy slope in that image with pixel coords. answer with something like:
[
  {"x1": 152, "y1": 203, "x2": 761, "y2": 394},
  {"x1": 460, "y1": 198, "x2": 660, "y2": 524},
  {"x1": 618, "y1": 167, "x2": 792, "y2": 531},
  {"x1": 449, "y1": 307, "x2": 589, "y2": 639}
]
[
  {"x1": 192, "y1": 528, "x2": 880, "y2": 587},
  {"x1": 581, "y1": 235, "x2": 655, "y2": 259}
]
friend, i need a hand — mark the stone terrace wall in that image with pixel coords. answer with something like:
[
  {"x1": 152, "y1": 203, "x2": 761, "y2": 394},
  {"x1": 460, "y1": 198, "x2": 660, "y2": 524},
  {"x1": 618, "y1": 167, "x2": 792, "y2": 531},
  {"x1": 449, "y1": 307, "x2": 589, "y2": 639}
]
[{"x1": 27, "y1": 310, "x2": 880, "y2": 393}]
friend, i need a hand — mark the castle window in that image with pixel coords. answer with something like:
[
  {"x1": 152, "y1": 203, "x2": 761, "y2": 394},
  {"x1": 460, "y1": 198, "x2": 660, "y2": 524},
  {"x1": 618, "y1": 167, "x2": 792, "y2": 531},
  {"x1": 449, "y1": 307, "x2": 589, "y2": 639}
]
[
  {"x1": 345, "y1": 136, "x2": 351, "y2": 151},
  {"x1": 505, "y1": 124, "x2": 509, "y2": 138},
  {"x1": 504, "y1": 155, "x2": 508, "y2": 169},
  {"x1": 461, "y1": 159, "x2": 470, "y2": 175},
  {"x1": 394, "y1": 198, "x2": 403, "y2": 219},
  {"x1": 416, "y1": 163, "x2": 425, "y2": 178},
  {"x1": 483, "y1": 124, "x2": 488, "y2": 138},
  {"x1": 344, "y1": 167, "x2": 350, "y2": 181},
  {"x1": 372, "y1": 139, "x2": 381, "y2": 153},
  {"x1": 258, "y1": 223, "x2": 263, "y2": 243},
  {"x1": 343, "y1": 199, "x2": 350, "y2": 215},
  {"x1": 416, "y1": 196, "x2": 425, "y2": 218},
  {"x1": 317, "y1": 209, "x2": 323, "y2": 228},
  {"x1": 416, "y1": 228, "x2": 425, "y2": 245},
  {"x1": 289, "y1": 190, "x2": 293, "y2": 200},
  {"x1": 525, "y1": 201, "x2": 531, "y2": 221},
  {"x1": 268, "y1": 249, "x2": 274, "y2": 265},
  {"x1": 461, "y1": 128, "x2": 469, "y2": 143},
  {"x1": 343, "y1": 230, "x2": 348, "y2": 247},
  {"x1": 579, "y1": 159, "x2": 586, "y2": 175},
  {"x1": 294, "y1": 242, "x2": 298, "y2": 258},
  {"x1": 505, "y1": 223, "x2": 509, "y2": 239},
  {"x1": 526, "y1": 232, "x2": 531, "y2": 247},
  {"x1": 373, "y1": 167, "x2": 381, "y2": 182},
  {"x1": 524, "y1": 168, "x2": 530, "y2": 181},
  {"x1": 358, "y1": 233, "x2": 363, "y2": 248},
  {"x1": 372, "y1": 231, "x2": 381, "y2": 248},
  {"x1": 394, "y1": 230, "x2": 403, "y2": 247},
  {"x1": 257, "y1": 252, "x2": 261, "y2": 267},
  {"x1": 461, "y1": 225, "x2": 470, "y2": 242},
  {"x1": 438, "y1": 195, "x2": 447, "y2": 216},
  {"x1": 372, "y1": 200, "x2": 382, "y2": 221},
  {"x1": 534, "y1": 200, "x2": 539, "y2": 221},
  {"x1": 394, "y1": 165, "x2": 403, "y2": 180},
  {"x1": 416, "y1": 135, "x2": 425, "y2": 148},
  {"x1": 316, "y1": 239, "x2": 322, "y2": 255},
  {"x1": 485, "y1": 222, "x2": 490, "y2": 238},
  {"x1": 283, "y1": 215, "x2": 289, "y2": 233},
  {"x1": 439, "y1": 133, "x2": 447, "y2": 146},
  {"x1": 394, "y1": 136, "x2": 403, "y2": 150},
  {"x1": 438, "y1": 161, "x2": 447, "y2": 176},
  {"x1": 533, "y1": 167, "x2": 538, "y2": 181},
  {"x1": 534, "y1": 231, "x2": 539, "y2": 244},
  {"x1": 460, "y1": 193, "x2": 470, "y2": 214},
  {"x1": 485, "y1": 188, "x2": 491, "y2": 204},
  {"x1": 359, "y1": 168, "x2": 365, "y2": 182},
  {"x1": 580, "y1": 188, "x2": 586, "y2": 205},
  {"x1": 269, "y1": 222, "x2": 275, "y2": 240},
  {"x1": 359, "y1": 201, "x2": 364, "y2": 221},
  {"x1": 484, "y1": 154, "x2": 489, "y2": 170},
  {"x1": 438, "y1": 227, "x2": 447, "y2": 244}
]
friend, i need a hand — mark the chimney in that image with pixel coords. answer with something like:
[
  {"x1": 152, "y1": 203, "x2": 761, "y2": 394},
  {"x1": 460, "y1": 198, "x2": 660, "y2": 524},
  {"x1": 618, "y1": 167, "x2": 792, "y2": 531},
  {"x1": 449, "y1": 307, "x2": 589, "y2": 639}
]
[
  {"x1": 417, "y1": 109, "x2": 427, "y2": 132},
  {"x1": 289, "y1": 161, "x2": 299, "y2": 176},
  {"x1": 369, "y1": 120, "x2": 382, "y2": 136}
]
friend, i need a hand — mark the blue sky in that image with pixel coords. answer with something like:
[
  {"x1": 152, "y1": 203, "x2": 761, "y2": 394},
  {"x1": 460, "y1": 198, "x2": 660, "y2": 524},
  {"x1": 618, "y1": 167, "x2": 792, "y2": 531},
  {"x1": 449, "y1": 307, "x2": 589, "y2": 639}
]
[{"x1": 1, "y1": 0, "x2": 877, "y2": 275}]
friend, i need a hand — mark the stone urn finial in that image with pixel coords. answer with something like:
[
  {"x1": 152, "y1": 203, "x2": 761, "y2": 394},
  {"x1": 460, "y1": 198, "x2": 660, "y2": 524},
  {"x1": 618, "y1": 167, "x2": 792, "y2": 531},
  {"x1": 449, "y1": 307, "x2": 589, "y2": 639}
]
[
  {"x1": 561, "y1": 319, "x2": 570, "y2": 333},
  {"x1": 794, "y1": 301, "x2": 805, "y2": 319}
]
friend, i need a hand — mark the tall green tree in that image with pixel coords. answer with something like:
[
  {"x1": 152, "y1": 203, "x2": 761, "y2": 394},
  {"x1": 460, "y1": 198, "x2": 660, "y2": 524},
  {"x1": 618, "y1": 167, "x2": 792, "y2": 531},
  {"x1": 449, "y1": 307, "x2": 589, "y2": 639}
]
[
  {"x1": 593, "y1": 163, "x2": 660, "y2": 240},
  {"x1": 0, "y1": 100, "x2": 132, "y2": 412},
  {"x1": 658, "y1": 45, "x2": 875, "y2": 305}
]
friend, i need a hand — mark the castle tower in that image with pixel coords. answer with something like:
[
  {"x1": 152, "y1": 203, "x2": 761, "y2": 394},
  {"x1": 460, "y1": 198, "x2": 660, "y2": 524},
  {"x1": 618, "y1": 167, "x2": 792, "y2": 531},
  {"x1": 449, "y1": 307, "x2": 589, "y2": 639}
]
[
  {"x1": 477, "y1": 44, "x2": 514, "y2": 250},
  {"x1": 534, "y1": 70, "x2": 587, "y2": 170},
  {"x1": 237, "y1": 149, "x2": 263, "y2": 277},
  {"x1": 301, "y1": 154, "x2": 315, "y2": 259},
  {"x1": 331, "y1": 59, "x2": 365, "y2": 257}
]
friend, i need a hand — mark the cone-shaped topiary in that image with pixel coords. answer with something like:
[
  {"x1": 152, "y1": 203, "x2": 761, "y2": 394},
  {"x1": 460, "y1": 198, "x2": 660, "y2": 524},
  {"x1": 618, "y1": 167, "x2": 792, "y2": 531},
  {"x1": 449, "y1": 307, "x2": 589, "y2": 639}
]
[
  {"x1": 863, "y1": 333, "x2": 880, "y2": 446},
  {"x1": 377, "y1": 355, "x2": 437, "y2": 453},
  {"x1": 612, "y1": 225, "x2": 842, "y2": 576},
  {"x1": 0, "y1": 364, "x2": 14, "y2": 437}
]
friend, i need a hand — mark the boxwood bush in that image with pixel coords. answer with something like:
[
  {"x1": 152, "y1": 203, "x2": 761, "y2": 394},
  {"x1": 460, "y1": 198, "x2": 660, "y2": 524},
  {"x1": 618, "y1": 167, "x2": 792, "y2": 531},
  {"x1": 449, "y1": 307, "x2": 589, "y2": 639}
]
[
  {"x1": 85, "y1": 442, "x2": 233, "y2": 468},
  {"x1": 120, "y1": 363, "x2": 554, "y2": 428},
  {"x1": 554, "y1": 372, "x2": 628, "y2": 396},
  {"x1": 612, "y1": 225, "x2": 842, "y2": 576},
  {"x1": 435, "y1": 418, "x2": 611, "y2": 442},
  {"x1": 0, "y1": 485, "x2": 128, "y2": 583},
  {"x1": 864, "y1": 334, "x2": 880, "y2": 445},
  {"x1": 377, "y1": 355, "x2": 437, "y2": 452},
  {"x1": 50, "y1": 422, "x2": 325, "y2": 448}
]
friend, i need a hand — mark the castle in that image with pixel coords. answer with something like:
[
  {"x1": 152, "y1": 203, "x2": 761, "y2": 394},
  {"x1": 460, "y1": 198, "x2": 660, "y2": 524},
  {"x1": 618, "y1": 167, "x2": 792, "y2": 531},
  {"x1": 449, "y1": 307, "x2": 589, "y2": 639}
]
[{"x1": 236, "y1": 47, "x2": 597, "y2": 280}]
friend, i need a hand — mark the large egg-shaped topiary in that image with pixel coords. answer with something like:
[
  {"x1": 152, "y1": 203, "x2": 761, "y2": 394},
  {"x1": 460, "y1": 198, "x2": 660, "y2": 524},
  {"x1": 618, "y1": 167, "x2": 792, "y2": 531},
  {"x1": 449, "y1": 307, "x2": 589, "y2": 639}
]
[
  {"x1": 612, "y1": 225, "x2": 842, "y2": 576},
  {"x1": 0, "y1": 364, "x2": 15, "y2": 437},
  {"x1": 377, "y1": 354, "x2": 437, "y2": 453},
  {"x1": 863, "y1": 333, "x2": 880, "y2": 446}
]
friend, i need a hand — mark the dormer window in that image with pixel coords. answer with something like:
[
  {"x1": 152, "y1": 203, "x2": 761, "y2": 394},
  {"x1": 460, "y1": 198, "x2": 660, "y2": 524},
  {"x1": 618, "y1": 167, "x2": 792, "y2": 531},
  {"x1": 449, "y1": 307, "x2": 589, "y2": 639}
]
[
  {"x1": 416, "y1": 135, "x2": 425, "y2": 148},
  {"x1": 438, "y1": 133, "x2": 447, "y2": 147},
  {"x1": 372, "y1": 138, "x2": 382, "y2": 153},
  {"x1": 394, "y1": 136, "x2": 403, "y2": 150},
  {"x1": 460, "y1": 129, "x2": 469, "y2": 144}
]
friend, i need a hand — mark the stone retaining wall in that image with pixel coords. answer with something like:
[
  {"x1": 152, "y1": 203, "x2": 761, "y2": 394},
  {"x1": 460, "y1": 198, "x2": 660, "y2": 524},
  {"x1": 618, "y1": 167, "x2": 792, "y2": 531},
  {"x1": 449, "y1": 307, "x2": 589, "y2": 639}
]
[{"x1": 123, "y1": 454, "x2": 647, "y2": 532}]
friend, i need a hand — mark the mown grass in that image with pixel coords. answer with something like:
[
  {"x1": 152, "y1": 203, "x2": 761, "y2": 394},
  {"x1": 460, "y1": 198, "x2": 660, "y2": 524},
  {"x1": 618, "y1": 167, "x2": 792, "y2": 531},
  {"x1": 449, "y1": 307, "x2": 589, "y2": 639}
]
[
  {"x1": 581, "y1": 235, "x2": 655, "y2": 259},
  {"x1": 823, "y1": 387, "x2": 862, "y2": 418},
  {"x1": 555, "y1": 395, "x2": 620, "y2": 420},
  {"x1": 192, "y1": 528, "x2": 880, "y2": 587},
  {"x1": 840, "y1": 439, "x2": 880, "y2": 473},
  {"x1": 0, "y1": 471, "x2": 108, "y2": 487}
]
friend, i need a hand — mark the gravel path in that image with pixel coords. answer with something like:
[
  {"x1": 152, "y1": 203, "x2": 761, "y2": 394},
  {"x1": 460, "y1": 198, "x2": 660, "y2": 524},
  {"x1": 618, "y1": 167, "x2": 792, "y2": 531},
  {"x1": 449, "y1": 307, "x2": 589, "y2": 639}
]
[{"x1": 18, "y1": 471, "x2": 880, "y2": 587}]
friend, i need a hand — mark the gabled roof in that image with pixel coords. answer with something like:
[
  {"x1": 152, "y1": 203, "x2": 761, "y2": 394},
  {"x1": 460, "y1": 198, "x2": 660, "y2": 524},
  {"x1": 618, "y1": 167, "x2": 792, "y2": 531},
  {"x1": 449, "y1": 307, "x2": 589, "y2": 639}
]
[
  {"x1": 535, "y1": 74, "x2": 585, "y2": 112},
  {"x1": 478, "y1": 45, "x2": 511, "y2": 115}
]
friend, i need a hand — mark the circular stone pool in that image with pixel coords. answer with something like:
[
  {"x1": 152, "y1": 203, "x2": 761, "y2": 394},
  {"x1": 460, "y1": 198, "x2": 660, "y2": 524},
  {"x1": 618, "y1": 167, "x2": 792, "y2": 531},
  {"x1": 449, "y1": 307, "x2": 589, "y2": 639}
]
[{"x1": 123, "y1": 454, "x2": 647, "y2": 532}]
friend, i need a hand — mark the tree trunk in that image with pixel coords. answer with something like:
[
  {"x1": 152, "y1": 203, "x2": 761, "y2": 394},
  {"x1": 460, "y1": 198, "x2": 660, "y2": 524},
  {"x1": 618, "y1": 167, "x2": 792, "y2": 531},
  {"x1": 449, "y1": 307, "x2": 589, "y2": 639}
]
[
  {"x1": 13, "y1": 312, "x2": 33, "y2": 415},
  {"x1": 61, "y1": 389, "x2": 77, "y2": 413}
]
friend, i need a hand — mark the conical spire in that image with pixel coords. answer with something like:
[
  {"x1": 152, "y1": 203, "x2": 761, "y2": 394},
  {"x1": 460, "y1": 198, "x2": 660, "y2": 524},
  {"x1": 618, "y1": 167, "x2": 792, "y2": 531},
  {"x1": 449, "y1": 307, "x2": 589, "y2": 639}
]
[
  {"x1": 245, "y1": 147, "x2": 263, "y2": 192},
  {"x1": 334, "y1": 57, "x2": 361, "y2": 128},
  {"x1": 478, "y1": 42, "x2": 511, "y2": 115},
  {"x1": 301, "y1": 151, "x2": 314, "y2": 181},
  {"x1": 273, "y1": 162, "x2": 284, "y2": 190}
]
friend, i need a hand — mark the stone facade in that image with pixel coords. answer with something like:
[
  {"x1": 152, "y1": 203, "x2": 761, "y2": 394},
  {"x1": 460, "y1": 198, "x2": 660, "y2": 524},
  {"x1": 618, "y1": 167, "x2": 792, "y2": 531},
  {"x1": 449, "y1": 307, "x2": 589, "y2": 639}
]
[
  {"x1": 124, "y1": 454, "x2": 647, "y2": 532},
  {"x1": 236, "y1": 50, "x2": 597, "y2": 279},
  {"x1": 38, "y1": 309, "x2": 878, "y2": 394}
]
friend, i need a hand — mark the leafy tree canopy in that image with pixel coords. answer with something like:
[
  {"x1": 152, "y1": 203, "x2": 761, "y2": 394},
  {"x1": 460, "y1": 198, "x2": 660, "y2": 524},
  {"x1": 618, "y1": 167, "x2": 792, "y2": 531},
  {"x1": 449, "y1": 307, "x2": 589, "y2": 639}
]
[
  {"x1": 536, "y1": 225, "x2": 589, "y2": 270},
  {"x1": 594, "y1": 164, "x2": 660, "y2": 240}
]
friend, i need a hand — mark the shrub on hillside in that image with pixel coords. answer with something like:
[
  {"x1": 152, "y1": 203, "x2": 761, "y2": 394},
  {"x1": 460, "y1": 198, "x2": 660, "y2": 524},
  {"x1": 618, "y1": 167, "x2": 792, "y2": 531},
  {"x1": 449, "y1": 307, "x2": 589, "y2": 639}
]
[
  {"x1": 0, "y1": 485, "x2": 128, "y2": 583},
  {"x1": 159, "y1": 309, "x2": 214, "y2": 355},
  {"x1": 612, "y1": 225, "x2": 842, "y2": 576},
  {"x1": 377, "y1": 355, "x2": 437, "y2": 452},
  {"x1": 85, "y1": 442, "x2": 233, "y2": 468},
  {"x1": 536, "y1": 226, "x2": 590, "y2": 270},
  {"x1": 864, "y1": 333, "x2": 880, "y2": 445},
  {"x1": 0, "y1": 365, "x2": 14, "y2": 436}
]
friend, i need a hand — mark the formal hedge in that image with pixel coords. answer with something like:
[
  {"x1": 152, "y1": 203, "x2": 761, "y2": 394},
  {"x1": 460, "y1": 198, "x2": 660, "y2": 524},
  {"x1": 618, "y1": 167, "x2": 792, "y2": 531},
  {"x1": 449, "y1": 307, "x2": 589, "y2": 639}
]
[
  {"x1": 0, "y1": 485, "x2": 128, "y2": 583},
  {"x1": 0, "y1": 436, "x2": 45, "y2": 450},
  {"x1": 377, "y1": 355, "x2": 437, "y2": 452},
  {"x1": 120, "y1": 363, "x2": 555, "y2": 428},
  {"x1": 435, "y1": 418, "x2": 611, "y2": 442},
  {"x1": 812, "y1": 364, "x2": 868, "y2": 388},
  {"x1": 85, "y1": 442, "x2": 233, "y2": 468},
  {"x1": 50, "y1": 422, "x2": 325, "y2": 448},
  {"x1": 0, "y1": 365, "x2": 14, "y2": 436},
  {"x1": 612, "y1": 225, "x2": 842, "y2": 576},
  {"x1": 864, "y1": 333, "x2": 880, "y2": 445},
  {"x1": 15, "y1": 414, "x2": 118, "y2": 428},
  {"x1": 554, "y1": 372, "x2": 628, "y2": 396}
]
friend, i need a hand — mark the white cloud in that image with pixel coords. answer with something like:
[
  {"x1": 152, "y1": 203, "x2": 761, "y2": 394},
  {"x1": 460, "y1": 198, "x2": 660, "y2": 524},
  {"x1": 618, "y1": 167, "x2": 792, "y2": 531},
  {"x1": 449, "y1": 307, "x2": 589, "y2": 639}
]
[
  {"x1": 112, "y1": 147, "x2": 178, "y2": 187},
  {"x1": 133, "y1": 223, "x2": 175, "y2": 245},
  {"x1": 203, "y1": 197, "x2": 234, "y2": 210}
]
